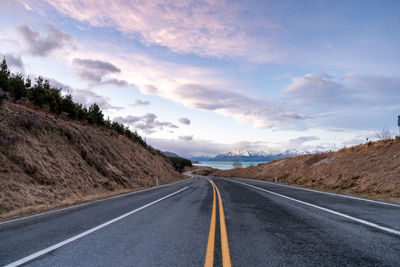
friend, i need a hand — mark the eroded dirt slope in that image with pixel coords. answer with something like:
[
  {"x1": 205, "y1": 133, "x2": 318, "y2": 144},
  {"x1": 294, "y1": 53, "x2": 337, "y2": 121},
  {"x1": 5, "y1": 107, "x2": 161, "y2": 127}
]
[{"x1": 0, "y1": 101, "x2": 181, "y2": 218}]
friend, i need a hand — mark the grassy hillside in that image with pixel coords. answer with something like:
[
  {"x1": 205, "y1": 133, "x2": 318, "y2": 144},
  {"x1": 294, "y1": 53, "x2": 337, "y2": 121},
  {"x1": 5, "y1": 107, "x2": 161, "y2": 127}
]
[
  {"x1": 214, "y1": 139, "x2": 400, "y2": 203},
  {"x1": 0, "y1": 101, "x2": 181, "y2": 219}
]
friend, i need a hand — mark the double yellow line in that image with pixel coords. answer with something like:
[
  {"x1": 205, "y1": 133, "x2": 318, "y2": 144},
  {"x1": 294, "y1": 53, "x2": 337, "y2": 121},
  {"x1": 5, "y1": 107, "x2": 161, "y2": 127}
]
[{"x1": 204, "y1": 179, "x2": 231, "y2": 267}]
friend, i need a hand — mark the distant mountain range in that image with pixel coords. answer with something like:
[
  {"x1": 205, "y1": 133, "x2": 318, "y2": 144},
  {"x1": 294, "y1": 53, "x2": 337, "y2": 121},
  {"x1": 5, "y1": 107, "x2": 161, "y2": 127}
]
[
  {"x1": 190, "y1": 156, "x2": 214, "y2": 162},
  {"x1": 162, "y1": 151, "x2": 181, "y2": 157},
  {"x1": 190, "y1": 149, "x2": 304, "y2": 162}
]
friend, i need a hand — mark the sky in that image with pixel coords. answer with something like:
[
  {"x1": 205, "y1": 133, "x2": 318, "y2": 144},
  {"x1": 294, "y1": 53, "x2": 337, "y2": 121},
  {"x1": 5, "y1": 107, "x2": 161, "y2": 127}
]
[{"x1": 1, "y1": 0, "x2": 399, "y2": 157}]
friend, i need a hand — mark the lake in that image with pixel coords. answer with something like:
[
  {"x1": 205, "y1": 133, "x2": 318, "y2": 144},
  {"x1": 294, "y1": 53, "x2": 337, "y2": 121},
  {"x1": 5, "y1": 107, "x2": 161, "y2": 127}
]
[{"x1": 193, "y1": 161, "x2": 268, "y2": 170}]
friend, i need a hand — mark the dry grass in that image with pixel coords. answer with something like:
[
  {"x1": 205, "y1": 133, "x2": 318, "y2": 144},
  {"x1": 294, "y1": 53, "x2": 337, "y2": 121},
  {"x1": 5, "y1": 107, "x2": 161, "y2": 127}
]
[
  {"x1": 214, "y1": 139, "x2": 400, "y2": 203},
  {"x1": 191, "y1": 166, "x2": 220, "y2": 176},
  {"x1": 0, "y1": 101, "x2": 182, "y2": 219}
]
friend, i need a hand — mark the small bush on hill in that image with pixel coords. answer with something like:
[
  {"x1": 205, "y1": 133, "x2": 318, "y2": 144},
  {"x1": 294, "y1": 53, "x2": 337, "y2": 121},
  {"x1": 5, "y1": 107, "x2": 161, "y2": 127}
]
[
  {"x1": 375, "y1": 126, "x2": 393, "y2": 142},
  {"x1": 17, "y1": 113, "x2": 39, "y2": 130}
]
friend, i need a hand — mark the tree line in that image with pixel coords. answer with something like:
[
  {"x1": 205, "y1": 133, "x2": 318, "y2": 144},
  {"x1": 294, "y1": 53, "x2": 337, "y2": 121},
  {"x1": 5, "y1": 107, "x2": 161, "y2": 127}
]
[
  {"x1": 168, "y1": 156, "x2": 192, "y2": 173},
  {"x1": 0, "y1": 58, "x2": 147, "y2": 147}
]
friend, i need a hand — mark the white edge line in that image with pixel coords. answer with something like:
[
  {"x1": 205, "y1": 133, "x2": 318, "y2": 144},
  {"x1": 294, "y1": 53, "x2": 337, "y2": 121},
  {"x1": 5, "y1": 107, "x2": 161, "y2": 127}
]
[
  {"x1": 4, "y1": 187, "x2": 188, "y2": 267},
  {"x1": 222, "y1": 176, "x2": 400, "y2": 208},
  {"x1": 225, "y1": 179, "x2": 400, "y2": 237},
  {"x1": 0, "y1": 177, "x2": 195, "y2": 226}
]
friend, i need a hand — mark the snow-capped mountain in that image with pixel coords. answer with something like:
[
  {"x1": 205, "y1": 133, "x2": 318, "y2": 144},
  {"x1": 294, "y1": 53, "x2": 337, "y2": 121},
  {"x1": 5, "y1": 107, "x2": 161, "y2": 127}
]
[
  {"x1": 212, "y1": 149, "x2": 301, "y2": 162},
  {"x1": 189, "y1": 149, "x2": 325, "y2": 162},
  {"x1": 218, "y1": 150, "x2": 269, "y2": 157}
]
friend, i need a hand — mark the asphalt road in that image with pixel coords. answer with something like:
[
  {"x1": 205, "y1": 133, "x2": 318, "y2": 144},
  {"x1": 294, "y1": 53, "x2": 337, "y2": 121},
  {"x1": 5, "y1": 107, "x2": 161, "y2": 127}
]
[{"x1": 1, "y1": 176, "x2": 399, "y2": 266}]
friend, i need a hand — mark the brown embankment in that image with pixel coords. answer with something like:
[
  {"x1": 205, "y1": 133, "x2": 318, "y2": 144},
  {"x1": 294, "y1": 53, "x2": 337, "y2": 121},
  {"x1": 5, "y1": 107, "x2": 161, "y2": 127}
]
[
  {"x1": 214, "y1": 139, "x2": 400, "y2": 203},
  {"x1": 0, "y1": 101, "x2": 181, "y2": 219}
]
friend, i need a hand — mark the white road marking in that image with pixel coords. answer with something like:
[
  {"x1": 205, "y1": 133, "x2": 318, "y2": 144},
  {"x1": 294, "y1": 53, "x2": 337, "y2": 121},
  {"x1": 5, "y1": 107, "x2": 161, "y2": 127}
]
[
  {"x1": 0, "y1": 177, "x2": 194, "y2": 226},
  {"x1": 4, "y1": 187, "x2": 188, "y2": 267},
  {"x1": 225, "y1": 179, "x2": 400, "y2": 236},
  {"x1": 227, "y1": 177, "x2": 400, "y2": 208}
]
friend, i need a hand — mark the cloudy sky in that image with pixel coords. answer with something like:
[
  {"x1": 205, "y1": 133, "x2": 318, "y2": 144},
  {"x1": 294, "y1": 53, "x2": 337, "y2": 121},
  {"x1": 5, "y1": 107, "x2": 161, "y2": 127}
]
[{"x1": 1, "y1": 0, "x2": 399, "y2": 157}]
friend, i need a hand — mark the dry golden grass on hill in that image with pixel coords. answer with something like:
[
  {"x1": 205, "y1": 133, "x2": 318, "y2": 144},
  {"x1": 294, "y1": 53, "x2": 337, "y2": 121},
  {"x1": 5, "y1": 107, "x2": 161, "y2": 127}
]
[
  {"x1": 214, "y1": 139, "x2": 400, "y2": 203},
  {"x1": 0, "y1": 101, "x2": 181, "y2": 219}
]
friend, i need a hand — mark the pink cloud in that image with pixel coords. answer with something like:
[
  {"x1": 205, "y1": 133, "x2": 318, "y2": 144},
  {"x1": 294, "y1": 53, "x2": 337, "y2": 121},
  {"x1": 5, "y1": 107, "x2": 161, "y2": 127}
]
[
  {"x1": 39, "y1": 0, "x2": 279, "y2": 61},
  {"x1": 170, "y1": 83, "x2": 304, "y2": 129}
]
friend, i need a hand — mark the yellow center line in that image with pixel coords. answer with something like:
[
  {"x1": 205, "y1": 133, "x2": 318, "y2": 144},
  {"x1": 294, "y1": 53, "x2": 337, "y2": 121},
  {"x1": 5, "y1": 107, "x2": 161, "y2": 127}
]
[
  {"x1": 215, "y1": 183, "x2": 232, "y2": 267},
  {"x1": 204, "y1": 178, "x2": 232, "y2": 267},
  {"x1": 204, "y1": 179, "x2": 216, "y2": 267}
]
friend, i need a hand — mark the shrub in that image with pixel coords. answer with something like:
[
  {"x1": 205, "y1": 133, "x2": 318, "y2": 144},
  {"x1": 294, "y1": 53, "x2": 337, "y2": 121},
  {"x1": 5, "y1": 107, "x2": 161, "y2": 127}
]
[
  {"x1": 375, "y1": 126, "x2": 393, "y2": 141},
  {"x1": 17, "y1": 113, "x2": 39, "y2": 130},
  {"x1": 233, "y1": 159, "x2": 242, "y2": 168}
]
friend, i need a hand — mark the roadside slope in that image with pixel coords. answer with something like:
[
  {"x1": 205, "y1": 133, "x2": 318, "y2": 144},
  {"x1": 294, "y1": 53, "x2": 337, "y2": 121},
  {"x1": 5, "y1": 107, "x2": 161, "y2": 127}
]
[
  {"x1": 0, "y1": 101, "x2": 180, "y2": 218},
  {"x1": 214, "y1": 139, "x2": 400, "y2": 203}
]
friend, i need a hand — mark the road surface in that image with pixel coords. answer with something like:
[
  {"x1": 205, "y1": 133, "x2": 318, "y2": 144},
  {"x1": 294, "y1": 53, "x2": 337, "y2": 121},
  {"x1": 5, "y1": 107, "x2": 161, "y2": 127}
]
[{"x1": 1, "y1": 176, "x2": 399, "y2": 266}]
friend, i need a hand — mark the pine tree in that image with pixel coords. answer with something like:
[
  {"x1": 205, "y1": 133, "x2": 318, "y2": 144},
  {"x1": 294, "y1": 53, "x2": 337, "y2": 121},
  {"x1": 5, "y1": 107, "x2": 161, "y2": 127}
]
[
  {"x1": 62, "y1": 94, "x2": 77, "y2": 118},
  {"x1": 88, "y1": 103, "x2": 104, "y2": 125},
  {"x1": 9, "y1": 73, "x2": 27, "y2": 100},
  {"x1": 0, "y1": 58, "x2": 10, "y2": 91},
  {"x1": 25, "y1": 76, "x2": 31, "y2": 89},
  {"x1": 30, "y1": 76, "x2": 45, "y2": 107}
]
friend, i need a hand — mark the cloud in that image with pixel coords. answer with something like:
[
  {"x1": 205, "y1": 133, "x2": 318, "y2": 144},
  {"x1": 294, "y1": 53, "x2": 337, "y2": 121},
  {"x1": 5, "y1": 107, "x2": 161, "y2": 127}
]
[
  {"x1": 15, "y1": 23, "x2": 72, "y2": 56},
  {"x1": 103, "y1": 79, "x2": 129, "y2": 87},
  {"x1": 66, "y1": 51, "x2": 304, "y2": 130},
  {"x1": 342, "y1": 73, "x2": 400, "y2": 104},
  {"x1": 7, "y1": 19, "x2": 297, "y2": 130},
  {"x1": 178, "y1": 117, "x2": 190, "y2": 125},
  {"x1": 141, "y1": 85, "x2": 159, "y2": 95},
  {"x1": 73, "y1": 89, "x2": 123, "y2": 110},
  {"x1": 289, "y1": 136, "x2": 320, "y2": 146},
  {"x1": 66, "y1": 47, "x2": 303, "y2": 129},
  {"x1": 114, "y1": 113, "x2": 178, "y2": 134},
  {"x1": 40, "y1": 0, "x2": 280, "y2": 61},
  {"x1": 283, "y1": 73, "x2": 346, "y2": 104},
  {"x1": 49, "y1": 79, "x2": 74, "y2": 94},
  {"x1": 49, "y1": 79, "x2": 123, "y2": 110},
  {"x1": 73, "y1": 58, "x2": 121, "y2": 74},
  {"x1": 0, "y1": 53, "x2": 24, "y2": 69},
  {"x1": 72, "y1": 58, "x2": 132, "y2": 87},
  {"x1": 178, "y1": 135, "x2": 193, "y2": 141},
  {"x1": 131, "y1": 99, "x2": 150, "y2": 107},
  {"x1": 20, "y1": 1, "x2": 33, "y2": 11},
  {"x1": 341, "y1": 135, "x2": 366, "y2": 146},
  {"x1": 283, "y1": 72, "x2": 400, "y2": 130},
  {"x1": 171, "y1": 83, "x2": 304, "y2": 129},
  {"x1": 284, "y1": 72, "x2": 400, "y2": 107},
  {"x1": 148, "y1": 137, "x2": 227, "y2": 157},
  {"x1": 113, "y1": 115, "x2": 141, "y2": 124}
]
